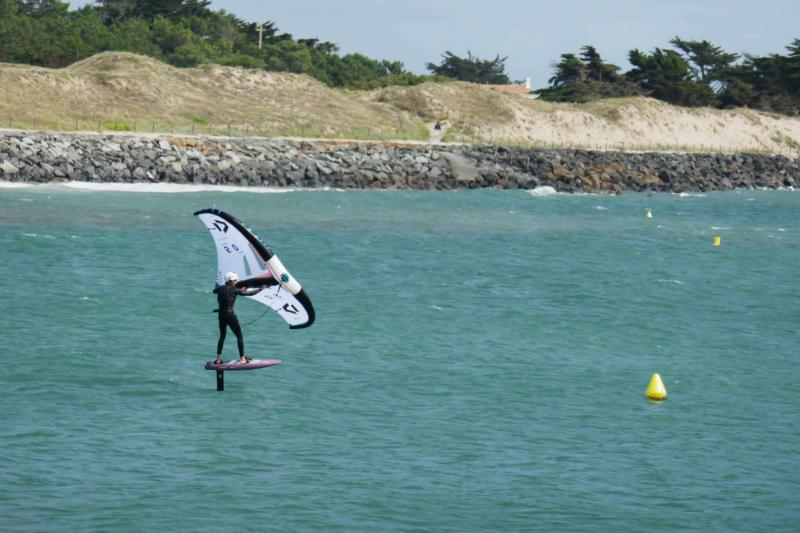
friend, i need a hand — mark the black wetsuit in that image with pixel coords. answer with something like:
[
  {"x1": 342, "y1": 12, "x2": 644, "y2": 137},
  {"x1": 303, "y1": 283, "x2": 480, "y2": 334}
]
[{"x1": 213, "y1": 283, "x2": 262, "y2": 358}]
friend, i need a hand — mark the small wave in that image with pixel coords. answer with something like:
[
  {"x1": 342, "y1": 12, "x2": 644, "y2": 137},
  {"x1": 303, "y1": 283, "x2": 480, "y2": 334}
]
[
  {"x1": 777, "y1": 228, "x2": 786, "y2": 232},
  {"x1": 526, "y1": 186, "x2": 558, "y2": 197},
  {"x1": 18, "y1": 198, "x2": 35, "y2": 202},
  {"x1": 61, "y1": 181, "x2": 298, "y2": 194},
  {"x1": 710, "y1": 226, "x2": 730, "y2": 230},
  {"x1": 22, "y1": 233, "x2": 37, "y2": 238},
  {"x1": 594, "y1": 206, "x2": 608, "y2": 211},
  {"x1": 430, "y1": 305, "x2": 443, "y2": 311},
  {"x1": 21, "y1": 232, "x2": 54, "y2": 239},
  {"x1": 656, "y1": 279, "x2": 685, "y2": 285},
  {"x1": 675, "y1": 192, "x2": 706, "y2": 197},
  {"x1": 0, "y1": 181, "x2": 33, "y2": 189}
]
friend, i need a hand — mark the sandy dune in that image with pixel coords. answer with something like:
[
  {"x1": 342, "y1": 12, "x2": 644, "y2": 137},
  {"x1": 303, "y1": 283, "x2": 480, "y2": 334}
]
[{"x1": 1, "y1": 52, "x2": 798, "y2": 155}]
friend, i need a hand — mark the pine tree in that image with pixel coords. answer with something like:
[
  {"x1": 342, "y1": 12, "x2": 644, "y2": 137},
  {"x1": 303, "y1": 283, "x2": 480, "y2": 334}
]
[{"x1": 426, "y1": 51, "x2": 510, "y2": 84}]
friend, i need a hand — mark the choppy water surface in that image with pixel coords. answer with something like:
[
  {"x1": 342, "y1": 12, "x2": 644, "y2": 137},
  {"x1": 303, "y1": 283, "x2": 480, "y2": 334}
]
[{"x1": 1, "y1": 185, "x2": 798, "y2": 531}]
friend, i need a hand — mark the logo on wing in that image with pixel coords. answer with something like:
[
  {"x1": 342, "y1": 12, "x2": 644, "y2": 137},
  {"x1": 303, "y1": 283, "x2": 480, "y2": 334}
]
[{"x1": 211, "y1": 219, "x2": 229, "y2": 233}]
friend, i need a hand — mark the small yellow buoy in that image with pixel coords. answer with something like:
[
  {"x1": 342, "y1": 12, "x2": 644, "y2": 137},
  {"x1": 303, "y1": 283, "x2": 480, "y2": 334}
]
[
  {"x1": 646, "y1": 209, "x2": 653, "y2": 219},
  {"x1": 713, "y1": 236, "x2": 721, "y2": 246},
  {"x1": 646, "y1": 373, "x2": 667, "y2": 401}
]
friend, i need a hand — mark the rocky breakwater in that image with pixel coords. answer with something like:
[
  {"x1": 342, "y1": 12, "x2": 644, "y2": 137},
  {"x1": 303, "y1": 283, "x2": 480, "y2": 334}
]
[{"x1": 1, "y1": 131, "x2": 798, "y2": 192}]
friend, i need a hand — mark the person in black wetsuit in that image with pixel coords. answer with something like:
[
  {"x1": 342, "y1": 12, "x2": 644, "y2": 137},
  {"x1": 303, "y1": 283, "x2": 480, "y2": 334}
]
[{"x1": 213, "y1": 272, "x2": 264, "y2": 365}]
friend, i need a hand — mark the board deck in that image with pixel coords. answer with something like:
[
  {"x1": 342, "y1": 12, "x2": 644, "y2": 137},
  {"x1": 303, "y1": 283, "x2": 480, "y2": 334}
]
[{"x1": 204, "y1": 359, "x2": 282, "y2": 371}]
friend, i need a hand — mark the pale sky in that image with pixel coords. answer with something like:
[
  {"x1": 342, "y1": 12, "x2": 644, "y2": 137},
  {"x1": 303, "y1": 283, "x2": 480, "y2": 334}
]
[{"x1": 70, "y1": 0, "x2": 799, "y2": 87}]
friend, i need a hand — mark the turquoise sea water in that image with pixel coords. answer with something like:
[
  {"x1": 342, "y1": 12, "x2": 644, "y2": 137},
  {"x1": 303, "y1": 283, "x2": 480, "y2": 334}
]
[{"x1": 1, "y1": 184, "x2": 798, "y2": 532}]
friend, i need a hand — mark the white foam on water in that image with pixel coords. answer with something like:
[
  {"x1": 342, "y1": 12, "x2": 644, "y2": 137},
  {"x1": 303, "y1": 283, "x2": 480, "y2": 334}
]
[
  {"x1": 61, "y1": 181, "x2": 297, "y2": 194},
  {"x1": 22, "y1": 233, "x2": 37, "y2": 238},
  {"x1": 675, "y1": 192, "x2": 706, "y2": 197},
  {"x1": 657, "y1": 279, "x2": 685, "y2": 285},
  {"x1": 10, "y1": 180, "x2": 302, "y2": 193},
  {"x1": 594, "y1": 205, "x2": 608, "y2": 211},
  {"x1": 711, "y1": 226, "x2": 731, "y2": 230},
  {"x1": 777, "y1": 228, "x2": 786, "y2": 232},
  {"x1": 0, "y1": 181, "x2": 33, "y2": 189},
  {"x1": 526, "y1": 186, "x2": 558, "y2": 197},
  {"x1": 18, "y1": 198, "x2": 34, "y2": 202}
]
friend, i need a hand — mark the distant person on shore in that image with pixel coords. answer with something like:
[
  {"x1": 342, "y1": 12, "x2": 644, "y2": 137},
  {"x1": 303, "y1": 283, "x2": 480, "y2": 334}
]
[
  {"x1": 434, "y1": 121, "x2": 442, "y2": 132},
  {"x1": 212, "y1": 272, "x2": 264, "y2": 364}
]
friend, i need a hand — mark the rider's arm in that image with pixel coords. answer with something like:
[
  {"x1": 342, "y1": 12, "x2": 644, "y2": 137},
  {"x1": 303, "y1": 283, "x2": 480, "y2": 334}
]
[{"x1": 238, "y1": 286, "x2": 264, "y2": 297}]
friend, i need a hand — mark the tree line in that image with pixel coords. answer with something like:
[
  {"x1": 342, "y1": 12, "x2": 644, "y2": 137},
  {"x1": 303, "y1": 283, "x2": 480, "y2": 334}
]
[
  {"x1": 0, "y1": 1, "x2": 797, "y2": 115},
  {"x1": 538, "y1": 38, "x2": 800, "y2": 116},
  {"x1": 0, "y1": 0, "x2": 435, "y2": 88}
]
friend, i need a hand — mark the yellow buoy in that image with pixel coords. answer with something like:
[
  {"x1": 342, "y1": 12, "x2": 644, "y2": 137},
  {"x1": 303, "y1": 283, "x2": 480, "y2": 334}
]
[
  {"x1": 713, "y1": 236, "x2": 721, "y2": 246},
  {"x1": 646, "y1": 373, "x2": 667, "y2": 401},
  {"x1": 646, "y1": 209, "x2": 653, "y2": 219}
]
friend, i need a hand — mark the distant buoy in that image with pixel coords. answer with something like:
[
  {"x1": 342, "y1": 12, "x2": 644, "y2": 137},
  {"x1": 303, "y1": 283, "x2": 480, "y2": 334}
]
[
  {"x1": 713, "y1": 236, "x2": 721, "y2": 246},
  {"x1": 646, "y1": 373, "x2": 667, "y2": 401},
  {"x1": 646, "y1": 209, "x2": 653, "y2": 219}
]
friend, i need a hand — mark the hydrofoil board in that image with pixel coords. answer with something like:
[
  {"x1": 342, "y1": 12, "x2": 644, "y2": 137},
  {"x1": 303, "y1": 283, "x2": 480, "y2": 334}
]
[{"x1": 205, "y1": 359, "x2": 282, "y2": 371}]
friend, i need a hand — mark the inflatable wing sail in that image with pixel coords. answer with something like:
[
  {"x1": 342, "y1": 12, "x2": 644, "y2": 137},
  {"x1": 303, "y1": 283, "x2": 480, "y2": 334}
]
[{"x1": 194, "y1": 208, "x2": 315, "y2": 329}]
